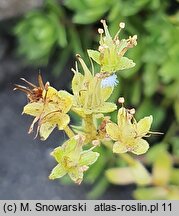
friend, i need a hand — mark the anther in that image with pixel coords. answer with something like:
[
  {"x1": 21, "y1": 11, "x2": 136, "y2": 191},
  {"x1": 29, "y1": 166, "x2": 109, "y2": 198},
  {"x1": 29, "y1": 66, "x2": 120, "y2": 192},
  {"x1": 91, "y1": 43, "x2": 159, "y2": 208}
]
[
  {"x1": 118, "y1": 97, "x2": 125, "y2": 104},
  {"x1": 119, "y1": 22, "x2": 125, "y2": 29}
]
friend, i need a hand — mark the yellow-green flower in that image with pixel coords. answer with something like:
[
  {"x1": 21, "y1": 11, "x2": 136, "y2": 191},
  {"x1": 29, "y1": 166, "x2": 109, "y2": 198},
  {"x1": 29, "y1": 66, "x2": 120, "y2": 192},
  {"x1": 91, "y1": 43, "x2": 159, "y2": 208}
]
[
  {"x1": 106, "y1": 107, "x2": 153, "y2": 155},
  {"x1": 88, "y1": 20, "x2": 137, "y2": 73},
  {"x1": 23, "y1": 85, "x2": 73, "y2": 140},
  {"x1": 49, "y1": 136, "x2": 99, "y2": 184},
  {"x1": 71, "y1": 55, "x2": 117, "y2": 117}
]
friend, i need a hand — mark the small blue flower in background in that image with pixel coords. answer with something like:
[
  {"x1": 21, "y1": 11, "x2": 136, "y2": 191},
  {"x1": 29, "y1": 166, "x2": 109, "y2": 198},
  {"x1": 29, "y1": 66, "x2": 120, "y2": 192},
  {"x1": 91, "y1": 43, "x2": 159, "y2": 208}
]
[{"x1": 101, "y1": 74, "x2": 119, "y2": 88}]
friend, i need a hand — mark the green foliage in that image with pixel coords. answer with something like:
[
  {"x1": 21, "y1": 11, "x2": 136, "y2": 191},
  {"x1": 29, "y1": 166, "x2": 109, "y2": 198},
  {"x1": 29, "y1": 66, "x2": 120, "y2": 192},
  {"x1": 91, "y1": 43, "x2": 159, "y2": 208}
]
[
  {"x1": 14, "y1": 0, "x2": 68, "y2": 65},
  {"x1": 14, "y1": 0, "x2": 179, "y2": 199}
]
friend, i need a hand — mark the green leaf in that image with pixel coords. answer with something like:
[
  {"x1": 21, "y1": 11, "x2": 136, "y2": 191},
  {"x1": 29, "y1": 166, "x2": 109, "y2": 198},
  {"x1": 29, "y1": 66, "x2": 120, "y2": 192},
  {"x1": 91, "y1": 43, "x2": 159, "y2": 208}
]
[
  {"x1": 84, "y1": 147, "x2": 108, "y2": 184},
  {"x1": 117, "y1": 0, "x2": 150, "y2": 16},
  {"x1": 136, "y1": 99, "x2": 165, "y2": 130},
  {"x1": 105, "y1": 167, "x2": 135, "y2": 185},
  {"x1": 108, "y1": 1, "x2": 121, "y2": 21},
  {"x1": 73, "y1": 7, "x2": 108, "y2": 24},
  {"x1": 167, "y1": 186, "x2": 179, "y2": 200},
  {"x1": 159, "y1": 58, "x2": 179, "y2": 83},
  {"x1": 87, "y1": 177, "x2": 109, "y2": 199},
  {"x1": 133, "y1": 187, "x2": 168, "y2": 200},
  {"x1": 152, "y1": 149, "x2": 172, "y2": 186},
  {"x1": 171, "y1": 137, "x2": 179, "y2": 157},
  {"x1": 106, "y1": 161, "x2": 151, "y2": 186},
  {"x1": 174, "y1": 99, "x2": 179, "y2": 123},
  {"x1": 143, "y1": 64, "x2": 159, "y2": 97},
  {"x1": 130, "y1": 80, "x2": 141, "y2": 105},
  {"x1": 170, "y1": 169, "x2": 179, "y2": 185},
  {"x1": 146, "y1": 143, "x2": 167, "y2": 164},
  {"x1": 64, "y1": 0, "x2": 87, "y2": 11},
  {"x1": 130, "y1": 161, "x2": 152, "y2": 185}
]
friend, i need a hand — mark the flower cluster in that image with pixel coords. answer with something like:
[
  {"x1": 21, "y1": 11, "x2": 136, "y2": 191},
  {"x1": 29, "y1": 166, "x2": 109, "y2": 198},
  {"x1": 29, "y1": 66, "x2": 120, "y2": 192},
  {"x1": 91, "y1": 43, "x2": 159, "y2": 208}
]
[
  {"x1": 88, "y1": 20, "x2": 137, "y2": 74},
  {"x1": 15, "y1": 20, "x2": 155, "y2": 184},
  {"x1": 71, "y1": 55, "x2": 117, "y2": 117}
]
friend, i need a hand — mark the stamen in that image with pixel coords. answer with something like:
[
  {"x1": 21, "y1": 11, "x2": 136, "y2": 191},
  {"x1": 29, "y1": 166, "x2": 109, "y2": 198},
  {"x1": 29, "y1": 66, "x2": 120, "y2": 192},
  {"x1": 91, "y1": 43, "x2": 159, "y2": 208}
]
[
  {"x1": 114, "y1": 22, "x2": 125, "y2": 41},
  {"x1": 92, "y1": 140, "x2": 100, "y2": 146},
  {"x1": 20, "y1": 78, "x2": 37, "y2": 88},
  {"x1": 119, "y1": 22, "x2": 125, "y2": 29},
  {"x1": 98, "y1": 45, "x2": 104, "y2": 52},
  {"x1": 129, "y1": 108, "x2": 135, "y2": 115},
  {"x1": 98, "y1": 28, "x2": 104, "y2": 34},
  {"x1": 118, "y1": 97, "x2": 125, "y2": 104}
]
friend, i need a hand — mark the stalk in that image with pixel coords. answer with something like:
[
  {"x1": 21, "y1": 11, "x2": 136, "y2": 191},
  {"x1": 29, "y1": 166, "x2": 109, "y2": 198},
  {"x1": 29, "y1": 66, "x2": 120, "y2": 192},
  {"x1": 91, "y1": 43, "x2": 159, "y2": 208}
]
[
  {"x1": 64, "y1": 125, "x2": 75, "y2": 138},
  {"x1": 84, "y1": 114, "x2": 97, "y2": 141}
]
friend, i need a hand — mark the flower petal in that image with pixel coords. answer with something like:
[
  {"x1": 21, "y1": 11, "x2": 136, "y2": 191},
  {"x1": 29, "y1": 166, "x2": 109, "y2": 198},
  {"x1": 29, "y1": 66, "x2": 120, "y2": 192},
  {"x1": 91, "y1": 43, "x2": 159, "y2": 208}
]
[
  {"x1": 106, "y1": 123, "x2": 120, "y2": 141},
  {"x1": 79, "y1": 151, "x2": 99, "y2": 166},
  {"x1": 132, "y1": 138, "x2": 149, "y2": 155},
  {"x1": 87, "y1": 49, "x2": 100, "y2": 64},
  {"x1": 68, "y1": 167, "x2": 83, "y2": 184},
  {"x1": 49, "y1": 164, "x2": 67, "y2": 180},
  {"x1": 116, "y1": 57, "x2": 136, "y2": 71},
  {"x1": 23, "y1": 102, "x2": 43, "y2": 116},
  {"x1": 58, "y1": 90, "x2": 73, "y2": 113},
  {"x1": 137, "y1": 115, "x2": 153, "y2": 136},
  {"x1": 101, "y1": 86, "x2": 113, "y2": 101},
  {"x1": 51, "y1": 146, "x2": 64, "y2": 163},
  {"x1": 113, "y1": 141, "x2": 128, "y2": 154},
  {"x1": 63, "y1": 137, "x2": 81, "y2": 155},
  {"x1": 72, "y1": 71, "x2": 84, "y2": 94},
  {"x1": 39, "y1": 122, "x2": 56, "y2": 140},
  {"x1": 44, "y1": 86, "x2": 58, "y2": 100},
  {"x1": 57, "y1": 114, "x2": 70, "y2": 130},
  {"x1": 95, "y1": 102, "x2": 117, "y2": 113}
]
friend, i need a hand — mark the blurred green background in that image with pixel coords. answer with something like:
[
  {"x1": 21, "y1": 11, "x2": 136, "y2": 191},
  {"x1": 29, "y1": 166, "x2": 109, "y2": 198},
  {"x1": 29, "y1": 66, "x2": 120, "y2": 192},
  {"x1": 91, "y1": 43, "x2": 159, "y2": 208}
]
[{"x1": 1, "y1": 0, "x2": 179, "y2": 199}]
